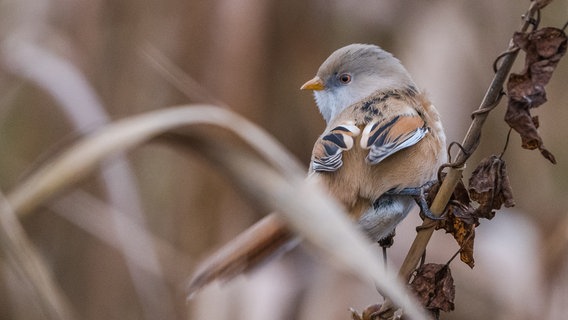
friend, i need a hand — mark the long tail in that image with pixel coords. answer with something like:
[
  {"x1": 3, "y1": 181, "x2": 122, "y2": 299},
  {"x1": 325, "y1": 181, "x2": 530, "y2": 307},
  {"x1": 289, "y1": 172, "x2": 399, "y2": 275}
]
[{"x1": 187, "y1": 213, "x2": 298, "y2": 297}]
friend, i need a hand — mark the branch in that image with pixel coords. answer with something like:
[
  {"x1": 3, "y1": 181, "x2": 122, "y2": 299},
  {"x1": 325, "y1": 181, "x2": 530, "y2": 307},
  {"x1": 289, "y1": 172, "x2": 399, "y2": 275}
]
[{"x1": 378, "y1": 0, "x2": 549, "y2": 317}]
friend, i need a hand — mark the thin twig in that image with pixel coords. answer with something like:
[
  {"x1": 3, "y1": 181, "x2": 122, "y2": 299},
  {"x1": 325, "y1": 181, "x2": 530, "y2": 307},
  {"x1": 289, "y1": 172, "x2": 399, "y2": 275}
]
[
  {"x1": 499, "y1": 128, "x2": 513, "y2": 160},
  {"x1": 378, "y1": 1, "x2": 548, "y2": 317}
]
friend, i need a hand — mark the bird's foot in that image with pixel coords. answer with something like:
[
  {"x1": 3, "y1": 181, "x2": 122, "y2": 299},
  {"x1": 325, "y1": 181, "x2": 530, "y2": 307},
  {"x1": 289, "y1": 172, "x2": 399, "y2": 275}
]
[{"x1": 385, "y1": 181, "x2": 444, "y2": 220}]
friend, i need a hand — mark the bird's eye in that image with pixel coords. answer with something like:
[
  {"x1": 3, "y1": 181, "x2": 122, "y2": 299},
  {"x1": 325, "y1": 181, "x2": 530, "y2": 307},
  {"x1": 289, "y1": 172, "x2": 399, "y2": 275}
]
[{"x1": 338, "y1": 73, "x2": 352, "y2": 84}]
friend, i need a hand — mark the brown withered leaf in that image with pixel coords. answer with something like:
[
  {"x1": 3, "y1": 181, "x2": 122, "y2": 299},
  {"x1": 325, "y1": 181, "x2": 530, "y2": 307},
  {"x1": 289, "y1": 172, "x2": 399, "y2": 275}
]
[
  {"x1": 469, "y1": 155, "x2": 515, "y2": 219},
  {"x1": 532, "y1": 115, "x2": 540, "y2": 128},
  {"x1": 350, "y1": 304, "x2": 381, "y2": 320},
  {"x1": 409, "y1": 263, "x2": 455, "y2": 317},
  {"x1": 426, "y1": 177, "x2": 477, "y2": 268},
  {"x1": 439, "y1": 205, "x2": 476, "y2": 268},
  {"x1": 533, "y1": 0, "x2": 554, "y2": 10},
  {"x1": 425, "y1": 176, "x2": 473, "y2": 222},
  {"x1": 505, "y1": 27, "x2": 567, "y2": 164}
]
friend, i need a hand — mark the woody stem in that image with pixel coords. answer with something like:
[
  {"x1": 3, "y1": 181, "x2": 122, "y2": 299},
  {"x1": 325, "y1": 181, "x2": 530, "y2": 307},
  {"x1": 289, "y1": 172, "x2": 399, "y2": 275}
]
[{"x1": 378, "y1": 1, "x2": 546, "y2": 318}]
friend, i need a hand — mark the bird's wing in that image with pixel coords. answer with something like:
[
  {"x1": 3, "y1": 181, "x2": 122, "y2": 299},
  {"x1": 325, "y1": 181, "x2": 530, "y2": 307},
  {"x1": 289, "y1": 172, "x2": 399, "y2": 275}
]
[
  {"x1": 311, "y1": 123, "x2": 361, "y2": 172},
  {"x1": 360, "y1": 114, "x2": 429, "y2": 165}
]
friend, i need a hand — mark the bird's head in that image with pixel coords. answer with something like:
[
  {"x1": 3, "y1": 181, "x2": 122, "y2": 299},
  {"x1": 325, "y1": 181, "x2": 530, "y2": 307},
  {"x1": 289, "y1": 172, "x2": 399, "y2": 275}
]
[{"x1": 301, "y1": 44, "x2": 416, "y2": 123}]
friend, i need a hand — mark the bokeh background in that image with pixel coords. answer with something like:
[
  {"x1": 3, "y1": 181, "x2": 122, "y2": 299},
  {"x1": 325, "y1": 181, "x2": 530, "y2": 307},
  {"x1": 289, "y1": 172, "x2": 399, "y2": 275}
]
[{"x1": 0, "y1": 0, "x2": 567, "y2": 319}]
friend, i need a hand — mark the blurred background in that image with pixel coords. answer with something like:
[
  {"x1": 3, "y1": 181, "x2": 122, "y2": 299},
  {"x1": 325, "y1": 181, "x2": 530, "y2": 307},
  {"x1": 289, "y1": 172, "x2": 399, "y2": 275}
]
[{"x1": 0, "y1": 0, "x2": 567, "y2": 319}]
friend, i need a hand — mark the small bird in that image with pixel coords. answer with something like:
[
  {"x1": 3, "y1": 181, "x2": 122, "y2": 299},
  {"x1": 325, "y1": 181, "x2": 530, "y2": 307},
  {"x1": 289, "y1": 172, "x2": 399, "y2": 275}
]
[{"x1": 188, "y1": 44, "x2": 446, "y2": 294}]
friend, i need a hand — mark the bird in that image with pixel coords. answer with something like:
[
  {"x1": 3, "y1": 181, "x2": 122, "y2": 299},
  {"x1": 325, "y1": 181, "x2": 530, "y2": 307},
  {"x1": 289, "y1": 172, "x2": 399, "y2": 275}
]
[{"x1": 187, "y1": 43, "x2": 447, "y2": 295}]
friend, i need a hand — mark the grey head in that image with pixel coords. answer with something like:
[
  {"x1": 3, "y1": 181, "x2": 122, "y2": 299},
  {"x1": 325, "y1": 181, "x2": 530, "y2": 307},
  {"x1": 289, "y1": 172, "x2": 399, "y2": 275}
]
[{"x1": 301, "y1": 44, "x2": 416, "y2": 123}]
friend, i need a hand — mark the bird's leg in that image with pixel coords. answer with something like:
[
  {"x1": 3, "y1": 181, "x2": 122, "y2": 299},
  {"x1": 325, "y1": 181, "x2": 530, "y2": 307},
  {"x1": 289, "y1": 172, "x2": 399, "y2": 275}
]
[
  {"x1": 385, "y1": 181, "x2": 444, "y2": 220},
  {"x1": 378, "y1": 231, "x2": 395, "y2": 270}
]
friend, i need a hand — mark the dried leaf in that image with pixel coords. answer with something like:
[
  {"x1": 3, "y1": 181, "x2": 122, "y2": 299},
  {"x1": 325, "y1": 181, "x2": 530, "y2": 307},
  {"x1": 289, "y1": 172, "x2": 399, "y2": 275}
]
[
  {"x1": 533, "y1": 0, "x2": 554, "y2": 10},
  {"x1": 350, "y1": 304, "x2": 381, "y2": 320},
  {"x1": 532, "y1": 115, "x2": 540, "y2": 129},
  {"x1": 505, "y1": 27, "x2": 567, "y2": 163},
  {"x1": 424, "y1": 177, "x2": 470, "y2": 220},
  {"x1": 469, "y1": 155, "x2": 515, "y2": 219},
  {"x1": 350, "y1": 308, "x2": 363, "y2": 320},
  {"x1": 449, "y1": 180, "x2": 476, "y2": 223},
  {"x1": 426, "y1": 178, "x2": 477, "y2": 268},
  {"x1": 447, "y1": 210, "x2": 476, "y2": 268},
  {"x1": 409, "y1": 263, "x2": 455, "y2": 317}
]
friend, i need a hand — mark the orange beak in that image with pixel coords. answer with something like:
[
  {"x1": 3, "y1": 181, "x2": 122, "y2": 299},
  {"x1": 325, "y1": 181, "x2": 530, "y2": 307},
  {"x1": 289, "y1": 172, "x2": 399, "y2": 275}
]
[{"x1": 300, "y1": 76, "x2": 325, "y2": 91}]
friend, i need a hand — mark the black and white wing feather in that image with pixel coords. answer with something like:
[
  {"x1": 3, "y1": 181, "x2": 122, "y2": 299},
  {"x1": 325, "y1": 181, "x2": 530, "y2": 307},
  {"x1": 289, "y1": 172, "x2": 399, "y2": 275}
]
[
  {"x1": 360, "y1": 115, "x2": 429, "y2": 165},
  {"x1": 311, "y1": 123, "x2": 361, "y2": 172}
]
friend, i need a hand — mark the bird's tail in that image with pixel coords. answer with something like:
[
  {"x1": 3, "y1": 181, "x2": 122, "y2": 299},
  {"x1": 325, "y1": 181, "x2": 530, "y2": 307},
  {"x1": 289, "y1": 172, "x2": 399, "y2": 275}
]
[{"x1": 187, "y1": 213, "x2": 298, "y2": 297}]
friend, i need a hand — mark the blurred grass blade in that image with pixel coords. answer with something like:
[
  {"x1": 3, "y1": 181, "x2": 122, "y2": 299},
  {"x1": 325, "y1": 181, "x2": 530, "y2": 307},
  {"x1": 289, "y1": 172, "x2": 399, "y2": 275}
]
[
  {"x1": 49, "y1": 190, "x2": 192, "y2": 284},
  {"x1": 6, "y1": 105, "x2": 427, "y2": 319},
  {"x1": 7, "y1": 105, "x2": 303, "y2": 216},
  {"x1": 169, "y1": 137, "x2": 429, "y2": 320},
  {"x1": 0, "y1": 191, "x2": 75, "y2": 320},
  {"x1": 2, "y1": 38, "x2": 176, "y2": 319},
  {"x1": 140, "y1": 43, "x2": 230, "y2": 107}
]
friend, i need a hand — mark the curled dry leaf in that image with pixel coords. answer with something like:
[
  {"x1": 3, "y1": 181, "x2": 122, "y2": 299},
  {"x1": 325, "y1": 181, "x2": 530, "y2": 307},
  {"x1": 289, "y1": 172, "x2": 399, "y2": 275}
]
[
  {"x1": 469, "y1": 155, "x2": 515, "y2": 219},
  {"x1": 533, "y1": 0, "x2": 554, "y2": 10},
  {"x1": 409, "y1": 263, "x2": 455, "y2": 317},
  {"x1": 447, "y1": 215, "x2": 475, "y2": 268},
  {"x1": 350, "y1": 304, "x2": 382, "y2": 320},
  {"x1": 505, "y1": 27, "x2": 567, "y2": 164},
  {"x1": 426, "y1": 178, "x2": 477, "y2": 268}
]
